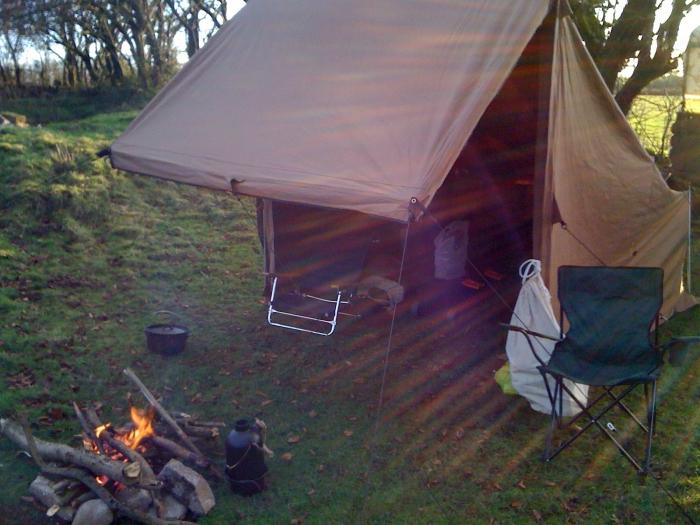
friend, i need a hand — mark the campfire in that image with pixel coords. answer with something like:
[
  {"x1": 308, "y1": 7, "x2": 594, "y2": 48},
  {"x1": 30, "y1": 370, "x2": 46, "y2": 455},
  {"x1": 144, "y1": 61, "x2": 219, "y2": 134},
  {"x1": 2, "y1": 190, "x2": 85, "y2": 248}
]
[{"x1": 0, "y1": 368, "x2": 223, "y2": 525}]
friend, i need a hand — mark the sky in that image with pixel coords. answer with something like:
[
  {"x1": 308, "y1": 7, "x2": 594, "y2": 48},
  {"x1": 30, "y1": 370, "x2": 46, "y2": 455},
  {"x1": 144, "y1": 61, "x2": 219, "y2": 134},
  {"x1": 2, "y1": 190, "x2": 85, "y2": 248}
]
[{"x1": 679, "y1": 7, "x2": 700, "y2": 50}]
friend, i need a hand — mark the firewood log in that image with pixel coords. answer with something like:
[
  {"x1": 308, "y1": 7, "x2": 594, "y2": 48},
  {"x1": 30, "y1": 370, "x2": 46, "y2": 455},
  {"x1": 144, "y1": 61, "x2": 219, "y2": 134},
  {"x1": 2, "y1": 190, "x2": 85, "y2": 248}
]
[
  {"x1": 147, "y1": 436, "x2": 209, "y2": 468},
  {"x1": 0, "y1": 418, "x2": 145, "y2": 488}
]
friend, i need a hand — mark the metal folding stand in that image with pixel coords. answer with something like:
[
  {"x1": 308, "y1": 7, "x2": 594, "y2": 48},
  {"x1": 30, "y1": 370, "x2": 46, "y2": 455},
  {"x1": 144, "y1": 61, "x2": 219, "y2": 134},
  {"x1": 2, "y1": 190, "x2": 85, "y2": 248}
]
[{"x1": 266, "y1": 276, "x2": 352, "y2": 336}]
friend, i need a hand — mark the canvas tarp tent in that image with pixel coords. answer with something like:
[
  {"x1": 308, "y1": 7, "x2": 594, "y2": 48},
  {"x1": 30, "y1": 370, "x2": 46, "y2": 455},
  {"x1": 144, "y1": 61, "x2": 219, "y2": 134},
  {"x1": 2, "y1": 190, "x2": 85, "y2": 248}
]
[{"x1": 109, "y1": 0, "x2": 693, "y2": 317}]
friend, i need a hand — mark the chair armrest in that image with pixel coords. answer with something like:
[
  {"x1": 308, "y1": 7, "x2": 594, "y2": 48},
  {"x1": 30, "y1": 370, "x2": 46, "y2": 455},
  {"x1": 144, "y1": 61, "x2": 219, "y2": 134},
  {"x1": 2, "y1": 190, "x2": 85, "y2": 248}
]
[
  {"x1": 656, "y1": 336, "x2": 700, "y2": 351},
  {"x1": 500, "y1": 323, "x2": 562, "y2": 342}
]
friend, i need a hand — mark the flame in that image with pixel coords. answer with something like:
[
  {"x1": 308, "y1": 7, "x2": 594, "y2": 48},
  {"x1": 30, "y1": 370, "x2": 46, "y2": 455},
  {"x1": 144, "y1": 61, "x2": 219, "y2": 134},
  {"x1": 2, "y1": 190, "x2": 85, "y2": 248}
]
[
  {"x1": 95, "y1": 424, "x2": 110, "y2": 439},
  {"x1": 83, "y1": 405, "x2": 156, "y2": 489},
  {"x1": 121, "y1": 405, "x2": 156, "y2": 450},
  {"x1": 86, "y1": 405, "x2": 156, "y2": 458}
]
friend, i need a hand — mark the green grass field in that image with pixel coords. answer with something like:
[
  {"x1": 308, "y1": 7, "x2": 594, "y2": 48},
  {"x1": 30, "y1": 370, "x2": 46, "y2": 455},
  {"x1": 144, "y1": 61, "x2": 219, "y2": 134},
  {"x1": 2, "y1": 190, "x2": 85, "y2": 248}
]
[
  {"x1": 1, "y1": 94, "x2": 700, "y2": 524},
  {"x1": 629, "y1": 95, "x2": 700, "y2": 156}
]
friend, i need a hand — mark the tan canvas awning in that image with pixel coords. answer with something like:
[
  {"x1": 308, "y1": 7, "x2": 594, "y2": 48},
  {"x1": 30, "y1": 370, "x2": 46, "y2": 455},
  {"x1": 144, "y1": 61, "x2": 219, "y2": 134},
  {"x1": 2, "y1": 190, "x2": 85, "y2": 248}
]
[{"x1": 111, "y1": 0, "x2": 550, "y2": 221}]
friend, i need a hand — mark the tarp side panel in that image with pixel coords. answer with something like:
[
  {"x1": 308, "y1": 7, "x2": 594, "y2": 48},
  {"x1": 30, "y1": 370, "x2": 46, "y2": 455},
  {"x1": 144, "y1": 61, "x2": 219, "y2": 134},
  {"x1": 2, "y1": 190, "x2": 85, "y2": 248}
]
[
  {"x1": 262, "y1": 199, "x2": 275, "y2": 274},
  {"x1": 545, "y1": 15, "x2": 690, "y2": 316},
  {"x1": 111, "y1": 0, "x2": 549, "y2": 221}
]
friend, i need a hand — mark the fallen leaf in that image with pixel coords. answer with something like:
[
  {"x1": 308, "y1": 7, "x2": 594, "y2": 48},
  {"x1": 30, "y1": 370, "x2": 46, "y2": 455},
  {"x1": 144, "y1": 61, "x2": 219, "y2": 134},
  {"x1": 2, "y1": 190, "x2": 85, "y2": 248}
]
[
  {"x1": 317, "y1": 464, "x2": 325, "y2": 472},
  {"x1": 343, "y1": 429, "x2": 353, "y2": 437},
  {"x1": 510, "y1": 500, "x2": 523, "y2": 509},
  {"x1": 532, "y1": 510, "x2": 543, "y2": 522},
  {"x1": 454, "y1": 427, "x2": 465, "y2": 440},
  {"x1": 281, "y1": 452, "x2": 293, "y2": 462},
  {"x1": 307, "y1": 489, "x2": 316, "y2": 496},
  {"x1": 7, "y1": 370, "x2": 35, "y2": 389},
  {"x1": 516, "y1": 479, "x2": 527, "y2": 489},
  {"x1": 48, "y1": 408, "x2": 65, "y2": 421},
  {"x1": 290, "y1": 518, "x2": 305, "y2": 525},
  {"x1": 261, "y1": 399, "x2": 273, "y2": 407},
  {"x1": 352, "y1": 377, "x2": 366, "y2": 384},
  {"x1": 308, "y1": 410, "x2": 318, "y2": 418},
  {"x1": 563, "y1": 498, "x2": 578, "y2": 513},
  {"x1": 544, "y1": 481, "x2": 557, "y2": 487},
  {"x1": 287, "y1": 435, "x2": 301, "y2": 444}
]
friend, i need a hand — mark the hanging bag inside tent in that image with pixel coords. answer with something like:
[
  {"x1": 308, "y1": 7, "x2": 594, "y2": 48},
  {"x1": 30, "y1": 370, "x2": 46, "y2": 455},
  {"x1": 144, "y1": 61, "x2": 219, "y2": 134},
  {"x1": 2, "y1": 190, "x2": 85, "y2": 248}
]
[
  {"x1": 434, "y1": 220, "x2": 469, "y2": 280},
  {"x1": 505, "y1": 260, "x2": 588, "y2": 416}
]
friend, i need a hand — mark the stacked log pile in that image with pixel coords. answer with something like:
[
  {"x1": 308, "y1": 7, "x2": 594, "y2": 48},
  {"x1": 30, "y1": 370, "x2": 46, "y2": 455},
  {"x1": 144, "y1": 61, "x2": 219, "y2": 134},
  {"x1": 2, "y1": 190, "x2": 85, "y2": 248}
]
[{"x1": 0, "y1": 369, "x2": 225, "y2": 525}]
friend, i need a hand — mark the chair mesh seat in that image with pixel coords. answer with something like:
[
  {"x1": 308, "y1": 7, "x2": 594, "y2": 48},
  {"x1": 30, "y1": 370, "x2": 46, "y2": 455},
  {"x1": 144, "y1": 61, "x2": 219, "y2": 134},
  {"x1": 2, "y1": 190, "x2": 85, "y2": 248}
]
[{"x1": 545, "y1": 343, "x2": 662, "y2": 386}]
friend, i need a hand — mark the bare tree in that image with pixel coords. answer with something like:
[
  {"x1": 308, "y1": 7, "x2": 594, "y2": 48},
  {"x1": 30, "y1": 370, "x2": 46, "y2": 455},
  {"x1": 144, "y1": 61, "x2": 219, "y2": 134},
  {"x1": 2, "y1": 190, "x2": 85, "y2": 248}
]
[{"x1": 572, "y1": 0, "x2": 700, "y2": 114}]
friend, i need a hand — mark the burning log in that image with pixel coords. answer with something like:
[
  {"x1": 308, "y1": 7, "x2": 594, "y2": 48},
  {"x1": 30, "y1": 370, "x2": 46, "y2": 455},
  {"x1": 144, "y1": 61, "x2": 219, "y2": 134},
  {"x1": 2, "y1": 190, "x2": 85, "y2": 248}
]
[
  {"x1": 123, "y1": 368, "x2": 208, "y2": 464},
  {"x1": 18, "y1": 418, "x2": 198, "y2": 525},
  {"x1": 77, "y1": 403, "x2": 162, "y2": 490},
  {"x1": 0, "y1": 418, "x2": 145, "y2": 487},
  {"x1": 5, "y1": 377, "x2": 220, "y2": 523},
  {"x1": 73, "y1": 402, "x2": 107, "y2": 456}
]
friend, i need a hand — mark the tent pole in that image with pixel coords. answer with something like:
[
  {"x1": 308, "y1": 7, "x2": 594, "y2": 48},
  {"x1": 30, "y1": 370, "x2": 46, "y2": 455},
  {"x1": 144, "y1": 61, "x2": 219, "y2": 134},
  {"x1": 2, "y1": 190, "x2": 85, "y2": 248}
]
[
  {"x1": 532, "y1": 3, "x2": 558, "y2": 283},
  {"x1": 689, "y1": 186, "x2": 693, "y2": 294}
]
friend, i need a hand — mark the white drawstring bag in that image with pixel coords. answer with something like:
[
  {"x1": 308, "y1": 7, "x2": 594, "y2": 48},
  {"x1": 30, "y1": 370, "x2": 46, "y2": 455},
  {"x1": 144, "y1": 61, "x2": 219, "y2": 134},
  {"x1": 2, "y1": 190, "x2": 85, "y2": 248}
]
[{"x1": 506, "y1": 260, "x2": 588, "y2": 416}]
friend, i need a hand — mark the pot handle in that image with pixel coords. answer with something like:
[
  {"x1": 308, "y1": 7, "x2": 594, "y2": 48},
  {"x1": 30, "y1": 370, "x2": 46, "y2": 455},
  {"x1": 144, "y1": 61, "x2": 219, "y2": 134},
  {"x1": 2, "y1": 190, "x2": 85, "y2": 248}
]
[{"x1": 152, "y1": 310, "x2": 185, "y2": 323}]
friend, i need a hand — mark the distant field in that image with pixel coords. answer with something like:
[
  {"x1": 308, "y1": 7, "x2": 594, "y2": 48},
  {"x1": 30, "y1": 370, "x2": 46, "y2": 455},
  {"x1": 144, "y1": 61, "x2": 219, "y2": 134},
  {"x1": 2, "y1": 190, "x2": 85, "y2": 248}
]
[{"x1": 629, "y1": 95, "x2": 700, "y2": 156}]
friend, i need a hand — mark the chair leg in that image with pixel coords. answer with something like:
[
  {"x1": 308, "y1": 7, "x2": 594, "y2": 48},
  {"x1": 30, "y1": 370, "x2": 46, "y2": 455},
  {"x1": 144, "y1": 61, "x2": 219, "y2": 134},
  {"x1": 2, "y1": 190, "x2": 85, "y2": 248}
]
[
  {"x1": 605, "y1": 387, "x2": 648, "y2": 432},
  {"x1": 643, "y1": 380, "x2": 657, "y2": 474},
  {"x1": 543, "y1": 374, "x2": 560, "y2": 461},
  {"x1": 543, "y1": 382, "x2": 647, "y2": 471},
  {"x1": 558, "y1": 378, "x2": 564, "y2": 427}
]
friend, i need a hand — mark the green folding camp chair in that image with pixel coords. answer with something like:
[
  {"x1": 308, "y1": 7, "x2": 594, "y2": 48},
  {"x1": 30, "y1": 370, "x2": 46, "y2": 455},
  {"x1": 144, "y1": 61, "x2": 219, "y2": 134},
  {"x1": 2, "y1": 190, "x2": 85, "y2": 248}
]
[{"x1": 506, "y1": 266, "x2": 670, "y2": 474}]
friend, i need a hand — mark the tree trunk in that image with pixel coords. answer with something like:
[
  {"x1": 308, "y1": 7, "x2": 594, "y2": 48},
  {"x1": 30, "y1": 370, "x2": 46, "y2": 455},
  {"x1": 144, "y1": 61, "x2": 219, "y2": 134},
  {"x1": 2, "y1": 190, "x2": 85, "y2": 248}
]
[
  {"x1": 0, "y1": 60, "x2": 8, "y2": 85},
  {"x1": 596, "y1": 0, "x2": 656, "y2": 92},
  {"x1": 3, "y1": 32, "x2": 23, "y2": 88}
]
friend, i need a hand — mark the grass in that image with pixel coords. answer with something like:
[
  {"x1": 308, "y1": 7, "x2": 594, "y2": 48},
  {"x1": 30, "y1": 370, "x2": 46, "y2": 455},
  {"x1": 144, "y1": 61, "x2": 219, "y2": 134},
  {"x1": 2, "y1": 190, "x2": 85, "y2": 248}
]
[
  {"x1": 0, "y1": 92, "x2": 700, "y2": 524},
  {"x1": 1, "y1": 87, "x2": 154, "y2": 125},
  {"x1": 629, "y1": 95, "x2": 700, "y2": 156}
]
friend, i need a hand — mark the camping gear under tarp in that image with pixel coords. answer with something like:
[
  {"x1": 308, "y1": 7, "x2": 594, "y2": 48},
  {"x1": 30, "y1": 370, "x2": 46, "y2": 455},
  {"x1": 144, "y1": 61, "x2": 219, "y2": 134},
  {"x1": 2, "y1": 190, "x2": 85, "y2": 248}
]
[
  {"x1": 505, "y1": 260, "x2": 587, "y2": 416},
  {"x1": 109, "y1": 0, "x2": 694, "y2": 319}
]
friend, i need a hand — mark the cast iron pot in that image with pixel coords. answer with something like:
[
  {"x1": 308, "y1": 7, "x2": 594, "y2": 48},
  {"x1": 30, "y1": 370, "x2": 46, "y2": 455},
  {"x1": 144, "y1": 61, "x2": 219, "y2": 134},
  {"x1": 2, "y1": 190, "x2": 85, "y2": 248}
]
[{"x1": 145, "y1": 311, "x2": 189, "y2": 356}]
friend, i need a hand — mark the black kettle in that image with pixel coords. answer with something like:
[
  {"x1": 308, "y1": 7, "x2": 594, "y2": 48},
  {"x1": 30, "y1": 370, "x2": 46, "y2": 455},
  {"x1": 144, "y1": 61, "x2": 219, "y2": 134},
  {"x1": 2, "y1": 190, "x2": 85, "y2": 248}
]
[{"x1": 225, "y1": 418, "x2": 269, "y2": 495}]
